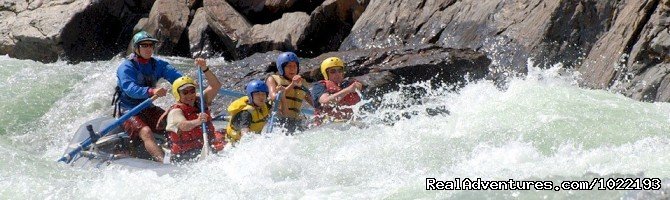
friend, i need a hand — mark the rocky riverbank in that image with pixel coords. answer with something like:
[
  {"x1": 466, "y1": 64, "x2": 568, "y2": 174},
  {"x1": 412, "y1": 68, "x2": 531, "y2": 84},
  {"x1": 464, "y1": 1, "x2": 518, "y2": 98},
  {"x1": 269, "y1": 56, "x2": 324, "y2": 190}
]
[{"x1": 2, "y1": 0, "x2": 670, "y2": 102}]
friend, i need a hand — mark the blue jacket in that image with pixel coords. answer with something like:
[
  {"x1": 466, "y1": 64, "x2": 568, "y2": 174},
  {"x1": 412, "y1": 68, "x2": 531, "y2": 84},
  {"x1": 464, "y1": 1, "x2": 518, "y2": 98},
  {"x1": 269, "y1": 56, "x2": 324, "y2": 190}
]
[{"x1": 116, "y1": 56, "x2": 182, "y2": 110}]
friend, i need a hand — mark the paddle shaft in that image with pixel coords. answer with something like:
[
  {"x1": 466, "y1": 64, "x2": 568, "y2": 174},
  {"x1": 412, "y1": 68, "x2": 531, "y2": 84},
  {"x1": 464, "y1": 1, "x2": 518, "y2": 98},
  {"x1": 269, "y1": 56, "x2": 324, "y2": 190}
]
[
  {"x1": 58, "y1": 95, "x2": 158, "y2": 163},
  {"x1": 266, "y1": 91, "x2": 283, "y2": 133},
  {"x1": 197, "y1": 68, "x2": 210, "y2": 157}
]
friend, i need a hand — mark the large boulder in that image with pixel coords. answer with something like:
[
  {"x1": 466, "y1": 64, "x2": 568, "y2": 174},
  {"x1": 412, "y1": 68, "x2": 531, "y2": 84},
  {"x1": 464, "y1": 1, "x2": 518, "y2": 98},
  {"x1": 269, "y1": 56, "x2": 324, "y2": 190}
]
[
  {"x1": 0, "y1": 11, "x2": 16, "y2": 55},
  {"x1": 296, "y1": 0, "x2": 368, "y2": 57},
  {"x1": 0, "y1": 0, "x2": 28, "y2": 12},
  {"x1": 581, "y1": 0, "x2": 670, "y2": 102},
  {"x1": 578, "y1": 0, "x2": 657, "y2": 90},
  {"x1": 188, "y1": 8, "x2": 230, "y2": 58},
  {"x1": 2, "y1": 0, "x2": 156, "y2": 63},
  {"x1": 9, "y1": 0, "x2": 92, "y2": 62},
  {"x1": 341, "y1": 0, "x2": 616, "y2": 76},
  {"x1": 134, "y1": 0, "x2": 191, "y2": 57},
  {"x1": 236, "y1": 12, "x2": 310, "y2": 58},
  {"x1": 204, "y1": 0, "x2": 251, "y2": 60}
]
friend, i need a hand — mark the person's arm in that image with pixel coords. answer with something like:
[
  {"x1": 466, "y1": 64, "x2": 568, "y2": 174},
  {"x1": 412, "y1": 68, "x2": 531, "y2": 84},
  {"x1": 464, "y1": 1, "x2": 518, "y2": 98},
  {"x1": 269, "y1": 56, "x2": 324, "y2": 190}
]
[
  {"x1": 266, "y1": 76, "x2": 289, "y2": 115},
  {"x1": 266, "y1": 76, "x2": 280, "y2": 100},
  {"x1": 319, "y1": 81, "x2": 363, "y2": 104},
  {"x1": 195, "y1": 58, "x2": 221, "y2": 106},
  {"x1": 279, "y1": 75, "x2": 304, "y2": 113},
  {"x1": 165, "y1": 109, "x2": 185, "y2": 133},
  {"x1": 179, "y1": 113, "x2": 207, "y2": 132},
  {"x1": 117, "y1": 62, "x2": 151, "y2": 98}
]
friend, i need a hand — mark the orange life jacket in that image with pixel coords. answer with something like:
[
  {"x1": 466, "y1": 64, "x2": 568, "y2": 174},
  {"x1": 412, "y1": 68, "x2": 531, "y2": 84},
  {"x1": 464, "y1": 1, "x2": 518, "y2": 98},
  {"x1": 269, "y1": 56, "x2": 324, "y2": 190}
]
[
  {"x1": 165, "y1": 102, "x2": 216, "y2": 155},
  {"x1": 314, "y1": 79, "x2": 361, "y2": 125}
]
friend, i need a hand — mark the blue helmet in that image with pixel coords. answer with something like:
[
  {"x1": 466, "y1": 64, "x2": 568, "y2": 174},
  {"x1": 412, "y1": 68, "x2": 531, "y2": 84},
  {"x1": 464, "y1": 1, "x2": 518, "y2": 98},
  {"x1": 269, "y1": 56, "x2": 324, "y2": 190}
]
[
  {"x1": 276, "y1": 52, "x2": 299, "y2": 77},
  {"x1": 245, "y1": 80, "x2": 269, "y2": 104},
  {"x1": 132, "y1": 31, "x2": 159, "y2": 48}
]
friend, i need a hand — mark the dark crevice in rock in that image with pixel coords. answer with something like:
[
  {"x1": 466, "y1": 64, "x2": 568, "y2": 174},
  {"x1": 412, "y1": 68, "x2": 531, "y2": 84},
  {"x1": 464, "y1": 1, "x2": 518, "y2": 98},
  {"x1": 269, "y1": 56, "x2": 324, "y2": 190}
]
[
  {"x1": 62, "y1": 3, "x2": 128, "y2": 62},
  {"x1": 426, "y1": 28, "x2": 444, "y2": 44},
  {"x1": 615, "y1": 0, "x2": 661, "y2": 87},
  {"x1": 298, "y1": 2, "x2": 359, "y2": 58},
  {"x1": 61, "y1": 0, "x2": 154, "y2": 63},
  {"x1": 534, "y1": 0, "x2": 615, "y2": 69},
  {"x1": 495, "y1": 26, "x2": 507, "y2": 36},
  {"x1": 438, "y1": 0, "x2": 456, "y2": 11},
  {"x1": 229, "y1": 0, "x2": 325, "y2": 25},
  {"x1": 623, "y1": 0, "x2": 659, "y2": 56},
  {"x1": 417, "y1": 0, "x2": 426, "y2": 9},
  {"x1": 158, "y1": 29, "x2": 192, "y2": 58},
  {"x1": 195, "y1": 27, "x2": 234, "y2": 59}
]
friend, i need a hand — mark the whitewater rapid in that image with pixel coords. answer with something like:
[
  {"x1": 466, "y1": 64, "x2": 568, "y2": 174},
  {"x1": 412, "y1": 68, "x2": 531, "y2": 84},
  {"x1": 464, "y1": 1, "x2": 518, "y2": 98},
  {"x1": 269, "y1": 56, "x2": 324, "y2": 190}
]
[{"x1": 1, "y1": 55, "x2": 669, "y2": 199}]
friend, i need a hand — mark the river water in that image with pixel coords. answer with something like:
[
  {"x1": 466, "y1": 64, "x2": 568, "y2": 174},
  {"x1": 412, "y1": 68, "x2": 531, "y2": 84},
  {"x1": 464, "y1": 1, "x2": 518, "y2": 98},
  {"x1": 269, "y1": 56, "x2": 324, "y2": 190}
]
[{"x1": 1, "y1": 55, "x2": 669, "y2": 199}]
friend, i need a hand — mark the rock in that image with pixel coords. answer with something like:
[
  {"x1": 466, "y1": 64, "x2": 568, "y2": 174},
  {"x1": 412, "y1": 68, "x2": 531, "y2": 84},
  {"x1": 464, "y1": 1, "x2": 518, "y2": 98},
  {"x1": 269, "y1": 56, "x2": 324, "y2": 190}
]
[
  {"x1": 0, "y1": 0, "x2": 28, "y2": 12},
  {"x1": 342, "y1": 0, "x2": 616, "y2": 77},
  {"x1": 2, "y1": 0, "x2": 156, "y2": 62},
  {"x1": 236, "y1": 12, "x2": 310, "y2": 58},
  {"x1": 229, "y1": 0, "x2": 368, "y2": 59},
  {"x1": 10, "y1": 0, "x2": 91, "y2": 62},
  {"x1": 0, "y1": 11, "x2": 16, "y2": 55},
  {"x1": 188, "y1": 0, "x2": 202, "y2": 8},
  {"x1": 135, "y1": 0, "x2": 191, "y2": 56},
  {"x1": 618, "y1": 1, "x2": 670, "y2": 102},
  {"x1": 62, "y1": 1, "x2": 143, "y2": 62},
  {"x1": 203, "y1": 0, "x2": 250, "y2": 59},
  {"x1": 226, "y1": 0, "x2": 297, "y2": 14},
  {"x1": 578, "y1": 0, "x2": 655, "y2": 90},
  {"x1": 297, "y1": 0, "x2": 368, "y2": 57},
  {"x1": 225, "y1": 0, "x2": 325, "y2": 24},
  {"x1": 579, "y1": 0, "x2": 670, "y2": 102},
  {"x1": 188, "y1": 8, "x2": 230, "y2": 58}
]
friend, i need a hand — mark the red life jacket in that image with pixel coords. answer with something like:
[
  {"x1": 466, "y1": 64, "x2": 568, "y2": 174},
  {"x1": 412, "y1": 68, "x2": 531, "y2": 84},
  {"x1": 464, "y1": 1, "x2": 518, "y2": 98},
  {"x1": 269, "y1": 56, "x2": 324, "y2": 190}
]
[
  {"x1": 314, "y1": 79, "x2": 361, "y2": 125},
  {"x1": 165, "y1": 102, "x2": 216, "y2": 155}
]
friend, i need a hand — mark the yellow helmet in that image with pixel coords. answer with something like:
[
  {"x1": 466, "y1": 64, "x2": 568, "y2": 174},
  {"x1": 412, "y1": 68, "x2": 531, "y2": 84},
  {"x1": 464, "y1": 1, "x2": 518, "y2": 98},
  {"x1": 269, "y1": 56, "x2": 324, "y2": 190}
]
[
  {"x1": 320, "y1": 57, "x2": 344, "y2": 80},
  {"x1": 172, "y1": 76, "x2": 196, "y2": 101}
]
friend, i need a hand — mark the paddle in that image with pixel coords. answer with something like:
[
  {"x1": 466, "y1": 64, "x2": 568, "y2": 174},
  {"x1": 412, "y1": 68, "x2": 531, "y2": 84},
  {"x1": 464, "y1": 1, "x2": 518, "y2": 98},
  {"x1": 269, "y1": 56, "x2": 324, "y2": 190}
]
[
  {"x1": 355, "y1": 88, "x2": 373, "y2": 111},
  {"x1": 265, "y1": 91, "x2": 283, "y2": 133},
  {"x1": 58, "y1": 95, "x2": 159, "y2": 164},
  {"x1": 197, "y1": 67, "x2": 210, "y2": 159},
  {"x1": 218, "y1": 88, "x2": 314, "y2": 115}
]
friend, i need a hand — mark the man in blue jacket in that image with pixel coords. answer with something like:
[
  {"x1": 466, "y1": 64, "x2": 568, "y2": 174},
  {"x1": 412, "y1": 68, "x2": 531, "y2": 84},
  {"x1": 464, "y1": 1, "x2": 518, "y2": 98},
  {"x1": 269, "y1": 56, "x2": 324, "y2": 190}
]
[{"x1": 114, "y1": 31, "x2": 207, "y2": 163}]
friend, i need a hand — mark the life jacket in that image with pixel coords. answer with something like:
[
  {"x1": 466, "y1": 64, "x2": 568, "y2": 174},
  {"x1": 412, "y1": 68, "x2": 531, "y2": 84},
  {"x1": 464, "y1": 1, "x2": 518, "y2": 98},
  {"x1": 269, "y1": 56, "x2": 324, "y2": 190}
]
[
  {"x1": 314, "y1": 79, "x2": 361, "y2": 125},
  {"x1": 270, "y1": 74, "x2": 309, "y2": 119},
  {"x1": 111, "y1": 58, "x2": 157, "y2": 117},
  {"x1": 226, "y1": 96, "x2": 270, "y2": 142},
  {"x1": 164, "y1": 100, "x2": 215, "y2": 155}
]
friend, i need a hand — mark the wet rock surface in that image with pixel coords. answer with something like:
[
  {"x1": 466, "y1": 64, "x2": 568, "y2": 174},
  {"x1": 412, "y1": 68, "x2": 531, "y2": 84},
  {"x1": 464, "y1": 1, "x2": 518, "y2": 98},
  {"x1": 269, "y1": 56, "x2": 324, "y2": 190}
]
[{"x1": 4, "y1": 0, "x2": 670, "y2": 102}]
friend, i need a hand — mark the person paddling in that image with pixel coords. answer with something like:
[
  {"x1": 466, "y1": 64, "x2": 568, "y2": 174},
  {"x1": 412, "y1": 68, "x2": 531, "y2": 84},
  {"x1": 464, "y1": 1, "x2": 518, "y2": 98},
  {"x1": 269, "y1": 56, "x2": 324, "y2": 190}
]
[
  {"x1": 310, "y1": 57, "x2": 364, "y2": 126},
  {"x1": 226, "y1": 80, "x2": 271, "y2": 143},
  {"x1": 161, "y1": 58, "x2": 225, "y2": 162},
  {"x1": 265, "y1": 52, "x2": 314, "y2": 134},
  {"x1": 113, "y1": 31, "x2": 197, "y2": 163}
]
